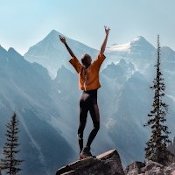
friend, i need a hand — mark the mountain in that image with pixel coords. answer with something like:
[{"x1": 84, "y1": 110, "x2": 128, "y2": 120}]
[
  {"x1": 108, "y1": 71, "x2": 151, "y2": 163},
  {"x1": 0, "y1": 47, "x2": 75, "y2": 175},
  {"x1": 107, "y1": 38, "x2": 155, "y2": 76},
  {"x1": 24, "y1": 30, "x2": 98, "y2": 78},
  {"x1": 1, "y1": 31, "x2": 175, "y2": 174},
  {"x1": 51, "y1": 34, "x2": 175, "y2": 165},
  {"x1": 108, "y1": 36, "x2": 155, "y2": 54}
]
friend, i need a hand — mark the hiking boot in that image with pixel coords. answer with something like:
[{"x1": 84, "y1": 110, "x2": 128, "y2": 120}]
[{"x1": 79, "y1": 146, "x2": 95, "y2": 160}]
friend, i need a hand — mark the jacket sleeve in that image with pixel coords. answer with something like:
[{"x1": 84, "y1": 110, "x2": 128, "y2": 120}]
[
  {"x1": 69, "y1": 57, "x2": 82, "y2": 73},
  {"x1": 92, "y1": 53, "x2": 106, "y2": 70}
]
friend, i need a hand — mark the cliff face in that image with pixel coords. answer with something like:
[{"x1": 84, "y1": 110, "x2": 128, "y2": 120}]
[{"x1": 56, "y1": 149, "x2": 124, "y2": 175}]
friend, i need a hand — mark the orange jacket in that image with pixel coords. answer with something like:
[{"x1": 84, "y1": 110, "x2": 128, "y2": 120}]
[{"x1": 69, "y1": 54, "x2": 106, "y2": 91}]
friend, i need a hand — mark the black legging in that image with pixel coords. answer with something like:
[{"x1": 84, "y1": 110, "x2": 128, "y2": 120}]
[{"x1": 78, "y1": 89, "x2": 100, "y2": 152}]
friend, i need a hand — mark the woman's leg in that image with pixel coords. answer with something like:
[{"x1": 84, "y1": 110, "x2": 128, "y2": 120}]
[
  {"x1": 78, "y1": 97, "x2": 88, "y2": 152},
  {"x1": 86, "y1": 103, "x2": 100, "y2": 150}
]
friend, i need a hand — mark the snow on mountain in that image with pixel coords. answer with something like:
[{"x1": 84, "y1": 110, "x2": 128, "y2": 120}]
[
  {"x1": 107, "y1": 36, "x2": 155, "y2": 54},
  {"x1": 24, "y1": 33, "x2": 156, "y2": 79},
  {"x1": 102, "y1": 36, "x2": 156, "y2": 74},
  {"x1": 108, "y1": 42, "x2": 131, "y2": 52},
  {"x1": 129, "y1": 36, "x2": 155, "y2": 54}
]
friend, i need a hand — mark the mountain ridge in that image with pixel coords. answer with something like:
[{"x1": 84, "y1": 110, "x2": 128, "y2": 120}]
[
  {"x1": 24, "y1": 30, "x2": 175, "y2": 78},
  {"x1": 1, "y1": 32, "x2": 175, "y2": 174}
]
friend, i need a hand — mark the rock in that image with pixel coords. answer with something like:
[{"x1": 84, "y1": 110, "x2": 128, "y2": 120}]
[
  {"x1": 56, "y1": 149, "x2": 124, "y2": 175},
  {"x1": 126, "y1": 160, "x2": 175, "y2": 175},
  {"x1": 143, "y1": 160, "x2": 164, "y2": 172},
  {"x1": 164, "y1": 163, "x2": 175, "y2": 174},
  {"x1": 145, "y1": 166, "x2": 164, "y2": 175},
  {"x1": 171, "y1": 170, "x2": 175, "y2": 175},
  {"x1": 125, "y1": 161, "x2": 145, "y2": 175}
]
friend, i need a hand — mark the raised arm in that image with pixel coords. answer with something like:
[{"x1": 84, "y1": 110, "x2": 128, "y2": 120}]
[
  {"x1": 59, "y1": 35, "x2": 76, "y2": 58},
  {"x1": 100, "y1": 26, "x2": 110, "y2": 55}
]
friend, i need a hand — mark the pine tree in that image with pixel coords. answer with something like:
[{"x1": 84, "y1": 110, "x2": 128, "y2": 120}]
[
  {"x1": 1, "y1": 113, "x2": 23, "y2": 175},
  {"x1": 144, "y1": 35, "x2": 171, "y2": 165}
]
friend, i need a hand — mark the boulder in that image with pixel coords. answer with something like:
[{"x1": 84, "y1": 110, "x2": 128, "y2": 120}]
[{"x1": 56, "y1": 149, "x2": 124, "y2": 175}]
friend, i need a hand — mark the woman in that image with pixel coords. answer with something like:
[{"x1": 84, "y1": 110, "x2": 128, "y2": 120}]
[{"x1": 59, "y1": 26, "x2": 110, "y2": 159}]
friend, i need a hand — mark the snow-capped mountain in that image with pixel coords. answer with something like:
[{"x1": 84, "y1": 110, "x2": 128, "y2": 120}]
[
  {"x1": 108, "y1": 36, "x2": 155, "y2": 54},
  {"x1": 1, "y1": 31, "x2": 175, "y2": 174},
  {"x1": 24, "y1": 30, "x2": 98, "y2": 78},
  {"x1": 106, "y1": 36, "x2": 156, "y2": 74}
]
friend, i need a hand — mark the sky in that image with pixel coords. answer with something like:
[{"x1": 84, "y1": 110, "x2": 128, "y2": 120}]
[{"x1": 0, "y1": 0, "x2": 175, "y2": 54}]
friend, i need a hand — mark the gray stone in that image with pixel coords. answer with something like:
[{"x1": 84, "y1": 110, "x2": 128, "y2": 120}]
[
  {"x1": 164, "y1": 163, "x2": 175, "y2": 175},
  {"x1": 144, "y1": 166, "x2": 164, "y2": 175},
  {"x1": 125, "y1": 161, "x2": 145, "y2": 175},
  {"x1": 56, "y1": 149, "x2": 124, "y2": 175},
  {"x1": 126, "y1": 160, "x2": 175, "y2": 175},
  {"x1": 171, "y1": 170, "x2": 175, "y2": 175},
  {"x1": 143, "y1": 160, "x2": 164, "y2": 172}
]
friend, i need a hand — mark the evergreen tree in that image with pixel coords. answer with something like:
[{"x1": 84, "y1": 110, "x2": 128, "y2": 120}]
[
  {"x1": 1, "y1": 113, "x2": 23, "y2": 175},
  {"x1": 144, "y1": 35, "x2": 171, "y2": 165}
]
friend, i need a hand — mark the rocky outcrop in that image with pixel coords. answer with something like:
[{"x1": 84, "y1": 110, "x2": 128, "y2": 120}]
[
  {"x1": 56, "y1": 149, "x2": 175, "y2": 175},
  {"x1": 125, "y1": 161, "x2": 145, "y2": 175},
  {"x1": 125, "y1": 160, "x2": 175, "y2": 175},
  {"x1": 56, "y1": 149, "x2": 124, "y2": 175}
]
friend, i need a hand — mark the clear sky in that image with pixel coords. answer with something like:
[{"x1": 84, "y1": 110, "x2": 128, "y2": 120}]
[{"x1": 0, "y1": 0, "x2": 174, "y2": 54}]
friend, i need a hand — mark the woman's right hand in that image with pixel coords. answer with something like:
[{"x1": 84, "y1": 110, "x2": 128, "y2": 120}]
[{"x1": 59, "y1": 35, "x2": 66, "y2": 44}]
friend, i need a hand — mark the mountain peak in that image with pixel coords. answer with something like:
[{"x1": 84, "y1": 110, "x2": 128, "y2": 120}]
[
  {"x1": 46, "y1": 29, "x2": 62, "y2": 40},
  {"x1": 130, "y1": 36, "x2": 149, "y2": 45},
  {"x1": 119, "y1": 58, "x2": 127, "y2": 65},
  {"x1": 49, "y1": 29, "x2": 60, "y2": 36},
  {"x1": 131, "y1": 36, "x2": 145, "y2": 41},
  {"x1": 37, "y1": 29, "x2": 63, "y2": 46},
  {"x1": 8, "y1": 47, "x2": 22, "y2": 58},
  {"x1": 50, "y1": 29, "x2": 58, "y2": 34},
  {"x1": 108, "y1": 36, "x2": 155, "y2": 52},
  {"x1": 8, "y1": 47, "x2": 19, "y2": 54},
  {"x1": 8, "y1": 47, "x2": 16, "y2": 52},
  {"x1": 129, "y1": 36, "x2": 155, "y2": 53}
]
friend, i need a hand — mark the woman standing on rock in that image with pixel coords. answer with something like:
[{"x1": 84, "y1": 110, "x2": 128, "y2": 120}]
[{"x1": 59, "y1": 26, "x2": 110, "y2": 159}]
